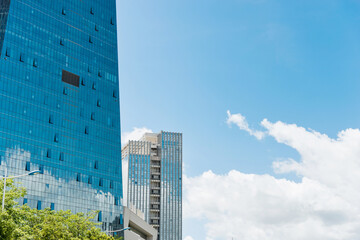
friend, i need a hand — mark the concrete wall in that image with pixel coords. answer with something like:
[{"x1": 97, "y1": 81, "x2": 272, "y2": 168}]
[{"x1": 123, "y1": 207, "x2": 158, "y2": 240}]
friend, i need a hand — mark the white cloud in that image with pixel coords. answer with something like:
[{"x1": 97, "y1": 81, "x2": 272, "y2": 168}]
[
  {"x1": 121, "y1": 127, "x2": 153, "y2": 145},
  {"x1": 184, "y1": 236, "x2": 195, "y2": 240},
  {"x1": 184, "y1": 112, "x2": 360, "y2": 240},
  {"x1": 226, "y1": 110, "x2": 265, "y2": 140}
]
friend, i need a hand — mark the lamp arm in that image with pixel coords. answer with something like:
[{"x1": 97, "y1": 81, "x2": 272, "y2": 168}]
[
  {"x1": 107, "y1": 227, "x2": 131, "y2": 233},
  {"x1": 5, "y1": 174, "x2": 31, "y2": 179}
]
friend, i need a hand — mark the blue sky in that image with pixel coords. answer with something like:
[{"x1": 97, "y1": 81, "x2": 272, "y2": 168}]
[{"x1": 117, "y1": 1, "x2": 360, "y2": 239}]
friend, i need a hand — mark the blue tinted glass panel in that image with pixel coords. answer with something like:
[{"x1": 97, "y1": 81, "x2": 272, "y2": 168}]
[{"x1": 0, "y1": 0, "x2": 123, "y2": 232}]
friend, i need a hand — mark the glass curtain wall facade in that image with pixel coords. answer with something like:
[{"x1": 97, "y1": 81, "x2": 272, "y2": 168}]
[
  {"x1": 123, "y1": 141, "x2": 151, "y2": 221},
  {"x1": 0, "y1": 0, "x2": 122, "y2": 232},
  {"x1": 160, "y1": 132, "x2": 182, "y2": 240},
  {"x1": 122, "y1": 131, "x2": 182, "y2": 240}
]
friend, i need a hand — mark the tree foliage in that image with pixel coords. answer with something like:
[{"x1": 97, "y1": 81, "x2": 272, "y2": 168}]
[{"x1": 0, "y1": 179, "x2": 115, "y2": 240}]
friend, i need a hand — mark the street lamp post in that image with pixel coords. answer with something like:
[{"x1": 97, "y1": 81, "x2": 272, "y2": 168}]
[
  {"x1": 1, "y1": 168, "x2": 41, "y2": 210},
  {"x1": 2, "y1": 168, "x2": 6, "y2": 211}
]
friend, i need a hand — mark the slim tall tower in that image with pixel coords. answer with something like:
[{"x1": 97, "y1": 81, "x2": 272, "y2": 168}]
[
  {"x1": 122, "y1": 131, "x2": 182, "y2": 240},
  {"x1": 0, "y1": 0, "x2": 122, "y2": 232}
]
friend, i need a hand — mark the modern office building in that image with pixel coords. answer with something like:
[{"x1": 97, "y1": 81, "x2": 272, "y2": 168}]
[
  {"x1": 0, "y1": 0, "x2": 122, "y2": 232},
  {"x1": 122, "y1": 131, "x2": 182, "y2": 240}
]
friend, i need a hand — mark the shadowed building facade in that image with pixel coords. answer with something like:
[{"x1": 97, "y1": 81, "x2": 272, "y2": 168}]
[
  {"x1": 122, "y1": 131, "x2": 182, "y2": 240},
  {"x1": 0, "y1": 0, "x2": 122, "y2": 232}
]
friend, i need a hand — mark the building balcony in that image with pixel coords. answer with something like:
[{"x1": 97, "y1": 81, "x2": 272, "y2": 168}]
[
  {"x1": 151, "y1": 175, "x2": 160, "y2": 180},
  {"x1": 150, "y1": 219, "x2": 160, "y2": 225},
  {"x1": 151, "y1": 185, "x2": 160, "y2": 190},
  {"x1": 150, "y1": 204, "x2": 160, "y2": 209},
  {"x1": 151, "y1": 156, "x2": 161, "y2": 161},
  {"x1": 150, "y1": 208, "x2": 160, "y2": 212},
  {"x1": 151, "y1": 189, "x2": 161, "y2": 194},
  {"x1": 150, "y1": 196, "x2": 160, "y2": 201}
]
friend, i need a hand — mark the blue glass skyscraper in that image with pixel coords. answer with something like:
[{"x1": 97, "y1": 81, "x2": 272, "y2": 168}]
[
  {"x1": 122, "y1": 131, "x2": 182, "y2": 240},
  {"x1": 0, "y1": 0, "x2": 122, "y2": 232}
]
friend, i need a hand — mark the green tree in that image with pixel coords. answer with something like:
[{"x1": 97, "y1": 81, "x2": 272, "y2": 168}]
[
  {"x1": 0, "y1": 179, "x2": 114, "y2": 240},
  {"x1": 0, "y1": 178, "x2": 26, "y2": 240}
]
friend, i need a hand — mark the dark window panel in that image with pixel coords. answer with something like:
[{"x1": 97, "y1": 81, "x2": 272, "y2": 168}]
[
  {"x1": 25, "y1": 161, "x2": 30, "y2": 171},
  {"x1": 98, "y1": 211, "x2": 102, "y2": 222},
  {"x1": 76, "y1": 173, "x2": 81, "y2": 182},
  {"x1": 5, "y1": 48, "x2": 10, "y2": 57},
  {"x1": 54, "y1": 134, "x2": 59, "y2": 142},
  {"x1": 62, "y1": 70, "x2": 80, "y2": 87},
  {"x1": 59, "y1": 152, "x2": 64, "y2": 161},
  {"x1": 49, "y1": 114, "x2": 53, "y2": 124}
]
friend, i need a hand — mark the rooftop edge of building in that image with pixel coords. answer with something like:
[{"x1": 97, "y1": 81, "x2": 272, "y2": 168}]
[{"x1": 121, "y1": 131, "x2": 182, "y2": 151}]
